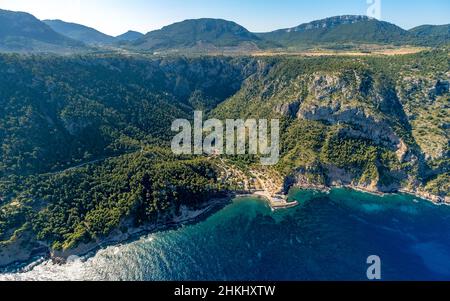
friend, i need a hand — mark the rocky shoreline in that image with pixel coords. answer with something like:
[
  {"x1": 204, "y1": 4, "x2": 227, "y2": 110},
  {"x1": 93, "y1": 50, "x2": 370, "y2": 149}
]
[
  {"x1": 0, "y1": 196, "x2": 232, "y2": 271},
  {"x1": 1, "y1": 184, "x2": 448, "y2": 272},
  {"x1": 290, "y1": 182, "x2": 450, "y2": 206}
]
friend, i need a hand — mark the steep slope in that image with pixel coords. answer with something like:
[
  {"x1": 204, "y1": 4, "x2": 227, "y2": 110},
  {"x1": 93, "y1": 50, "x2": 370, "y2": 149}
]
[
  {"x1": 131, "y1": 18, "x2": 270, "y2": 52},
  {"x1": 0, "y1": 9, "x2": 84, "y2": 52},
  {"x1": 44, "y1": 19, "x2": 116, "y2": 45},
  {"x1": 116, "y1": 30, "x2": 144, "y2": 41},
  {"x1": 212, "y1": 49, "x2": 449, "y2": 199},
  {"x1": 0, "y1": 55, "x2": 254, "y2": 264},
  {"x1": 259, "y1": 15, "x2": 410, "y2": 49},
  {"x1": 0, "y1": 55, "x2": 252, "y2": 176}
]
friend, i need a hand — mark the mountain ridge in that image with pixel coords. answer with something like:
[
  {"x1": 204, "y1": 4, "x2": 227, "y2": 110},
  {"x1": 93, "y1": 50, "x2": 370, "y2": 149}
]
[
  {"x1": 409, "y1": 24, "x2": 450, "y2": 46},
  {"x1": 43, "y1": 19, "x2": 117, "y2": 45},
  {"x1": 276, "y1": 15, "x2": 375, "y2": 33},
  {"x1": 130, "y1": 18, "x2": 274, "y2": 51},
  {"x1": 258, "y1": 15, "x2": 411, "y2": 48},
  {"x1": 0, "y1": 9, "x2": 84, "y2": 52}
]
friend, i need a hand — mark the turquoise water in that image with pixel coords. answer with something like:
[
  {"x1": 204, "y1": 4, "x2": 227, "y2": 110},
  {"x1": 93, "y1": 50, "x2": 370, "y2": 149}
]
[{"x1": 1, "y1": 189, "x2": 450, "y2": 280}]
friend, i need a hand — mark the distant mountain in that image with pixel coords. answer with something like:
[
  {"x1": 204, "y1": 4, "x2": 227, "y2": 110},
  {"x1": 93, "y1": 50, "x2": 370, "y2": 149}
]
[
  {"x1": 409, "y1": 24, "x2": 450, "y2": 46},
  {"x1": 131, "y1": 18, "x2": 272, "y2": 51},
  {"x1": 44, "y1": 19, "x2": 116, "y2": 45},
  {"x1": 116, "y1": 30, "x2": 144, "y2": 41},
  {"x1": 259, "y1": 15, "x2": 410, "y2": 48},
  {"x1": 0, "y1": 9, "x2": 84, "y2": 52},
  {"x1": 1, "y1": 11, "x2": 449, "y2": 54}
]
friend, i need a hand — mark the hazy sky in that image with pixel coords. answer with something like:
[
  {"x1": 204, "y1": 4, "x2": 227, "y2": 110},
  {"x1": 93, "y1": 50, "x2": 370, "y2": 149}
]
[{"x1": 1, "y1": 0, "x2": 449, "y2": 36}]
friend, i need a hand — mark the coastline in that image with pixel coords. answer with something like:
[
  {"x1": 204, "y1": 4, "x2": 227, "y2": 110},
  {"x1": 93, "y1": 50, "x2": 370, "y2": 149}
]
[
  {"x1": 290, "y1": 182, "x2": 450, "y2": 206},
  {"x1": 1, "y1": 185, "x2": 448, "y2": 272},
  {"x1": 1, "y1": 195, "x2": 233, "y2": 271},
  {"x1": 51, "y1": 196, "x2": 233, "y2": 263}
]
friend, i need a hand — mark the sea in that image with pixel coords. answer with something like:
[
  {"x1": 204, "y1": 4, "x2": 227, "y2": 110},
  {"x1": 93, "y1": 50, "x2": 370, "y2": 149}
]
[{"x1": 1, "y1": 188, "x2": 449, "y2": 281}]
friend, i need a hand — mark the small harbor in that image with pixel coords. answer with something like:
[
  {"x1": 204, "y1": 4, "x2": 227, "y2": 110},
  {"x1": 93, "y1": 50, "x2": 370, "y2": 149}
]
[{"x1": 253, "y1": 191, "x2": 299, "y2": 210}]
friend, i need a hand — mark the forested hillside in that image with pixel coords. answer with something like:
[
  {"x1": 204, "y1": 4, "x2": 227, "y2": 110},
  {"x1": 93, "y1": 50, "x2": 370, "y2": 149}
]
[
  {"x1": 44, "y1": 20, "x2": 117, "y2": 45},
  {"x1": 131, "y1": 18, "x2": 273, "y2": 51},
  {"x1": 0, "y1": 54, "x2": 252, "y2": 176},
  {"x1": 0, "y1": 50, "x2": 448, "y2": 266},
  {"x1": 213, "y1": 50, "x2": 449, "y2": 196}
]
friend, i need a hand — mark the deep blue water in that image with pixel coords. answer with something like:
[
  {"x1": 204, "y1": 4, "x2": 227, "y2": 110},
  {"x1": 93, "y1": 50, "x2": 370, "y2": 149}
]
[{"x1": 1, "y1": 189, "x2": 450, "y2": 280}]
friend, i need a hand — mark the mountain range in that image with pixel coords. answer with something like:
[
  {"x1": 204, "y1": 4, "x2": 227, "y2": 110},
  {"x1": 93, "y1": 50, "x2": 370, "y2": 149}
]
[
  {"x1": 0, "y1": 8, "x2": 449, "y2": 53},
  {"x1": 44, "y1": 20, "x2": 145, "y2": 45}
]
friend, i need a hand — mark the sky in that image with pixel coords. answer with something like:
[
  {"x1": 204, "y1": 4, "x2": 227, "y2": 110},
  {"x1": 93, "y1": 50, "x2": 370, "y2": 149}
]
[{"x1": 0, "y1": 0, "x2": 449, "y2": 36}]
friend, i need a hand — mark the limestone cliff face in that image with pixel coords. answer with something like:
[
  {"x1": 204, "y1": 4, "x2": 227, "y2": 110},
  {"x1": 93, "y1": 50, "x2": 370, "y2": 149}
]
[
  {"x1": 210, "y1": 55, "x2": 448, "y2": 200},
  {"x1": 299, "y1": 106, "x2": 401, "y2": 149},
  {"x1": 218, "y1": 60, "x2": 448, "y2": 201},
  {"x1": 297, "y1": 72, "x2": 408, "y2": 148},
  {"x1": 397, "y1": 75, "x2": 450, "y2": 160},
  {"x1": 279, "y1": 71, "x2": 448, "y2": 200}
]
